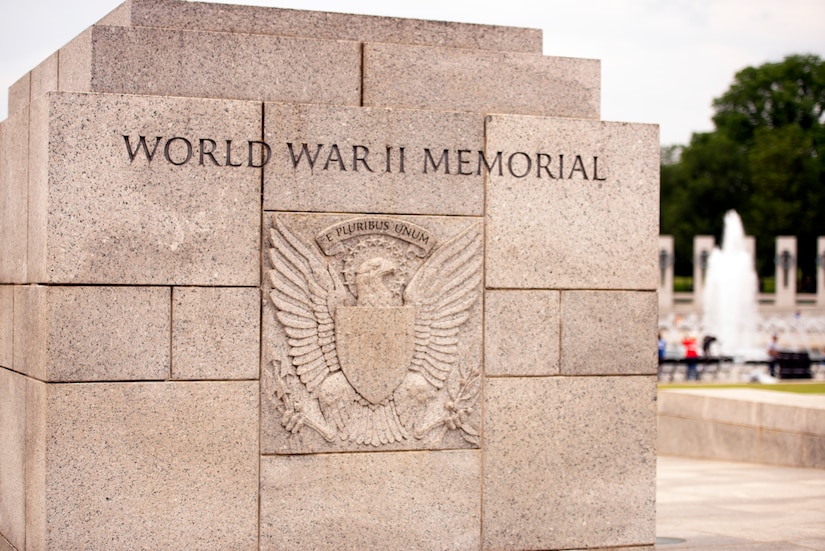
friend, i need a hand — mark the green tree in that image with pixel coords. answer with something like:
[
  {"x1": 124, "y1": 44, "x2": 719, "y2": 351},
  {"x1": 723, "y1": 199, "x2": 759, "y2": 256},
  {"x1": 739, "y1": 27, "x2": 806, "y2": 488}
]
[{"x1": 661, "y1": 54, "x2": 825, "y2": 285}]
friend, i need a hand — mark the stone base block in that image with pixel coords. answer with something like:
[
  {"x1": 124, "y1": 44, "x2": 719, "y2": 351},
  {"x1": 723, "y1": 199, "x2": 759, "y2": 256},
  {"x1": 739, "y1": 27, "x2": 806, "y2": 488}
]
[
  {"x1": 2, "y1": 376, "x2": 259, "y2": 550},
  {"x1": 483, "y1": 376, "x2": 657, "y2": 550},
  {"x1": 260, "y1": 450, "x2": 480, "y2": 550}
]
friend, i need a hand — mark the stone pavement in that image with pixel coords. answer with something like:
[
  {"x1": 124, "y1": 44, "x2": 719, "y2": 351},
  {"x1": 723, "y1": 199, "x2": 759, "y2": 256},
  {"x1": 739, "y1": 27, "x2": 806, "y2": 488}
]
[{"x1": 657, "y1": 455, "x2": 825, "y2": 550}]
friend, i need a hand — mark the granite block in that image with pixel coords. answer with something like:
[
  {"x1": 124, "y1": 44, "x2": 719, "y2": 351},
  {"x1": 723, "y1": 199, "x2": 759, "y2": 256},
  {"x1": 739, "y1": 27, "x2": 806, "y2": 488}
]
[
  {"x1": 30, "y1": 52, "x2": 59, "y2": 104},
  {"x1": 261, "y1": 213, "x2": 483, "y2": 454},
  {"x1": 260, "y1": 450, "x2": 480, "y2": 550},
  {"x1": 560, "y1": 290, "x2": 658, "y2": 375},
  {"x1": 483, "y1": 376, "x2": 657, "y2": 550},
  {"x1": 0, "y1": 286, "x2": 11, "y2": 368},
  {"x1": 111, "y1": 0, "x2": 542, "y2": 52},
  {"x1": 28, "y1": 92, "x2": 260, "y2": 285},
  {"x1": 172, "y1": 286, "x2": 260, "y2": 380},
  {"x1": 484, "y1": 289, "x2": 560, "y2": 376},
  {"x1": 263, "y1": 103, "x2": 484, "y2": 215},
  {"x1": 363, "y1": 43, "x2": 600, "y2": 118},
  {"x1": 0, "y1": 368, "x2": 26, "y2": 550},
  {"x1": 59, "y1": 25, "x2": 361, "y2": 106},
  {"x1": 7, "y1": 74, "x2": 30, "y2": 115},
  {"x1": 32, "y1": 381, "x2": 259, "y2": 549},
  {"x1": 0, "y1": 109, "x2": 28, "y2": 283},
  {"x1": 485, "y1": 116, "x2": 659, "y2": 290},
  {"x1": 14, "y1": 285, "x2": 170, "y2": 382}
]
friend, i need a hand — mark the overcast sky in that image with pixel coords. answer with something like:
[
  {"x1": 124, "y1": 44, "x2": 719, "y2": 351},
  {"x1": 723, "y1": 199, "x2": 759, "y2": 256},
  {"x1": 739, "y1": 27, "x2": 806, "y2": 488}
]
[{"x1": 1, "y1": 0, "x2": 823, "y2": 146}]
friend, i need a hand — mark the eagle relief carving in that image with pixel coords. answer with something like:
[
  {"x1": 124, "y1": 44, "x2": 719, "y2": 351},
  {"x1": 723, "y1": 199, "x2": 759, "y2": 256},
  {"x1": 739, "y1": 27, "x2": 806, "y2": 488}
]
[{"x1": 264, "y1": 215, "x2": 482, "y2": 451}]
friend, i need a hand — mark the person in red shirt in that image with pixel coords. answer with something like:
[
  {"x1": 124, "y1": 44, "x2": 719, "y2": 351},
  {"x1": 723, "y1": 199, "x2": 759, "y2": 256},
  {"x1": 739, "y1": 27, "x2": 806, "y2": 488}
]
[{"x1": 682, "y1": 335, "x2": 700, "y2": 380}]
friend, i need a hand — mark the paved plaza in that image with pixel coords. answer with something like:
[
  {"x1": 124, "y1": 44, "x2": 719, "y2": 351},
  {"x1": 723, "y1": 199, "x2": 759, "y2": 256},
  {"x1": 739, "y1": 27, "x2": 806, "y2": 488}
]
[{"x1": 657, "y1": 455, "x2": 825, "y2": 550}]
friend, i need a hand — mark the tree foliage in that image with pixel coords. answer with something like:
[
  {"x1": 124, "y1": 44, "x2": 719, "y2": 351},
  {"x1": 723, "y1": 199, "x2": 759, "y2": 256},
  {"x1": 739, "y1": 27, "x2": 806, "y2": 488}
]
[{"x1": 661, "y1": 54, "x2": 825, "y2": 286}]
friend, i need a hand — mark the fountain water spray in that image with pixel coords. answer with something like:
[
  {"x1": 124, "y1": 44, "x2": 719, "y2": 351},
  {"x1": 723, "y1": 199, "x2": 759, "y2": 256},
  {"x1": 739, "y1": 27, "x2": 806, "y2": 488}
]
[{"x1": 702, "y1": 210, "x2": 761, "y2": 358}]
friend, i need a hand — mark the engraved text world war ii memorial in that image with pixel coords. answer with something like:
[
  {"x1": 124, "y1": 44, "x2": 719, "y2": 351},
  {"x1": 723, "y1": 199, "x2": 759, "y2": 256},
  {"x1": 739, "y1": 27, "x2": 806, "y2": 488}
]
[{"x1": 0, "y1": 1, "x2": 659, "y2": 549}]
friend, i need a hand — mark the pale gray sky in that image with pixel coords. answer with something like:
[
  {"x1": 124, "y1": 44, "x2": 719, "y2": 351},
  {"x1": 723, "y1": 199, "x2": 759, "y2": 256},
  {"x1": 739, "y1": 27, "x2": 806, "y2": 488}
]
[{"x1": 1, "y1": 0, "x2": 823, "y2": 145}]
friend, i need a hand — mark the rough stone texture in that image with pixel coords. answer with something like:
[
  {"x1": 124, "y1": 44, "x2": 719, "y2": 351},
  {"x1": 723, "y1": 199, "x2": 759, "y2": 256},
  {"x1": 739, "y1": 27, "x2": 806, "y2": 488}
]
[
  {"x1": 26, "y1": 381, "x2": 259, "y2": 549},
  {"x1": 172, "y1": 286, "x2": 260, "y2": 380},
  {"x1": 364, "y1": 43, "x2": 600, "y2": 118},
  {"x1": 28, "y1": 92, "x2": 261, "y2": 285},
  {"x1": 13, "y1": 285, "x2": 170, "y2": 382},
  {"x1": 560, "y1": 290, "x2": 658, "y2": 376},
  {"x1": 260, "y1": 450, "x2": 480, "y2": 550},
  {"x1": 483, "y1": 376, "x2": 657, "y2": 550},
  {"x1": 263, "y1": 103, "x2": 484, "y2": 215},
  {"x1": 59, "y1": 25, "x2": 361, "y2": 106},
  {"x1": 0, "y1": 109, "x2": 28, "y2": 283},
  {"x1": 484, "y1": 289, "x2": 559, "y2": 376},
  {"x1": 0, "y1": 368, "x2": 26, "y2": 550},
  {"x1": 261, "y1": 213, "x2": 483, "y2": 454},
  {"x1": 485, "y1": 116, "x2": 659, "y2": 290},
  {"x1": 658, "y1": 388, "x2": 825, "y2": 468},
  {"x1": 0, "y1": 286, "x2": 11, "y2": 369},
  {"x1": 7, "y1": 74, "x2": 30, "y2": 115},
  {"x1": 106, "y1": 0, "x2": 542, "y2": 53}
]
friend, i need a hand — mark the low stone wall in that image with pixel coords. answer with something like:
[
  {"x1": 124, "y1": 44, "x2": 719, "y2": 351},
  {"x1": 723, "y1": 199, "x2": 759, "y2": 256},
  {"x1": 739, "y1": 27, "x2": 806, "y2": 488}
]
[{"x1": 658, "y1": 388, "x2": 825, "y2": 468}]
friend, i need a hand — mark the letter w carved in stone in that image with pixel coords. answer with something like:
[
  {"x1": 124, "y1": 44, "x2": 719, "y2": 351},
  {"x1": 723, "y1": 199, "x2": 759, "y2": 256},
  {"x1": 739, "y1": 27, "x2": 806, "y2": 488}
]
[{"x1": 124, "y1": 135, "x2": 162, "y2": 163}]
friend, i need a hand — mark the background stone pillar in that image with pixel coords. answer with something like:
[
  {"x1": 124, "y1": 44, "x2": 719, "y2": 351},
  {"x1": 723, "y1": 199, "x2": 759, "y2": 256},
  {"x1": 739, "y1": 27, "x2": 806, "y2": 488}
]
[
  {"x1": 818, "y1": 237, "x2": 825, "y2": 307},
  {"x1": 693, "y1": 235, "x2": 715, "y2": 309},
  {"x1": 775, "y1": 236, "x2": 797, "y2": 309}
]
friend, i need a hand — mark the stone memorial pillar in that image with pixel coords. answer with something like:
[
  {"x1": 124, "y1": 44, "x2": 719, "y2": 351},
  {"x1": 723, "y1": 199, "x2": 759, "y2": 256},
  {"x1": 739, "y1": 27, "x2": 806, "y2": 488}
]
[
  {"x1": 818, "y1": 237, "x2": 825, "y2": 307},
  {"x1": 693, "y1": 235, "x2": 715, "y2": 309},
  {"x1": 659, "y1": 235, "x2": 675, "y2": 311},
  {"x1": 775, "y1": 236, "x2": 797, "y2": 309},
  {"x1": 0, "y1": 1, "x2": 658, "y2": 549}
]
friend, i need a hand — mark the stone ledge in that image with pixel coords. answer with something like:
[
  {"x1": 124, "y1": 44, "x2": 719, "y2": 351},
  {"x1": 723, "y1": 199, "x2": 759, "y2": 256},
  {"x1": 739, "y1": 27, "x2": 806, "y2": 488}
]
[
  {"x1": 101, "y1": 0, "x2": 542, "y2": 53},
  {"x1": 658, "y1": 388, "x2": 825, "y2": 468}
]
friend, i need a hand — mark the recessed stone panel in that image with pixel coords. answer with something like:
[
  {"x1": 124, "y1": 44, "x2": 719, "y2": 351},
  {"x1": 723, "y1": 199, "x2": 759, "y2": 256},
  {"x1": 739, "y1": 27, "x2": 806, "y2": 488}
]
[
  {"x1": 263, "y1": 103, "x2": 484, "y2": 215},
  {"x1": 261, "y1": 213, "x2": 483, "y2": 453},
  {"x1": 13, "y1": 285, "x2": 170, "y2": 382},
  {"x1": 0, "y1": 368, "x2": 26, "y2": 550},
  {"x1": 363, "y1": 43, "x2": 600, "y2": 118},
  {"x1": 112, "y1": 0, "x2": 542, "y2": 53},
  {"x1": 31, "y1": 381, "x2": 259, "y2": 549},
  {"x1": 0, "y1": 109, "x2": 28, "y2": 283},
  {"x1": 172, "y1": 286, "x2": 260, "y2": 380},
  {"x1": 484, "y1": 289, "x2": 560, "y2": 376},
  {"x1": 483, "y1": 376, "x2": 657, "y2": 550},
  {"x1": 0, "y1": 286, "x2": 12, "y2": 369},
  {"x1": 260, "y1": 450, "x2": 480, "y2": 550},
  {"x1": 28, "y1": 92, "x2": 261, "y2": 285},
  {"x1": 59, "y1": 25, "x2": 361, "y2": 106},
  {"x1": 560, "y1": 290, "x2": 657, "y2": 375},
  {"x1": 485, "y1": 116, "x2": 659, "y2": 290}
]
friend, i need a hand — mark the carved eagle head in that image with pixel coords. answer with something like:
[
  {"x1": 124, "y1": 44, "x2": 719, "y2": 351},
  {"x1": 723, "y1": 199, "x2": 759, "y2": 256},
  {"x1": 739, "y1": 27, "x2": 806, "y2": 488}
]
[{"x1": 355, "y1": 257, "x2": 396, "y2": 307}]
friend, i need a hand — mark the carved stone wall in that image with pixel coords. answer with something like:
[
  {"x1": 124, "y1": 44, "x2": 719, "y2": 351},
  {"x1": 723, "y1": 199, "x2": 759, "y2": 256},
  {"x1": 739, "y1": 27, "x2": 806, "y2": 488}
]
[{"x1": 0, "y1": 1, "x2": 658, "y2": 549}]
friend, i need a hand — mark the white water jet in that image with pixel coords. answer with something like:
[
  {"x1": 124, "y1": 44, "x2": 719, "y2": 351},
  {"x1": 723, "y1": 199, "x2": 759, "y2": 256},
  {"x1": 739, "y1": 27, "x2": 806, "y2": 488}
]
[{"x1": 702, "y1": 211, "x2": 760, "y2": 358}]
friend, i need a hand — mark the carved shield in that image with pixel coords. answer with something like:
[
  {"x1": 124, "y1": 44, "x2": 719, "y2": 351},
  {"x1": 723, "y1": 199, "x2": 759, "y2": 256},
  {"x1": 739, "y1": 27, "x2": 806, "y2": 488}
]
[{"x1": 335, "y1": 306, "x2": 416, "y2": 405}]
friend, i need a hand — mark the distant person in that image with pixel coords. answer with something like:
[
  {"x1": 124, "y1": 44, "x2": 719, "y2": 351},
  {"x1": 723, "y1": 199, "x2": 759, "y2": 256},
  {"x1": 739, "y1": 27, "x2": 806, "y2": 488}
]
[
  {"x1": 767, "y1": 335, "x2": 779, "y2": 377},
  {"x1": 702, "y1": 335, "x2": 717, "y2": 358},
  {"x1": 682, "y1": 334, "x2": 700, "y2": 381},
  {"x1": 658, "y1": 332, "x2": 667, "y2": 363}
]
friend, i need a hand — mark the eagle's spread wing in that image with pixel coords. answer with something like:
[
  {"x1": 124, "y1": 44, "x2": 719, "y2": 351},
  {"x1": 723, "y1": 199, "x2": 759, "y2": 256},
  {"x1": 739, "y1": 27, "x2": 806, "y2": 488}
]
[
  {"x1": 268, "y1": 217, "x2": 346, "y2": 392},
  {"x1": 403, "y1": 223, "x2": 482, "y2": 388}
]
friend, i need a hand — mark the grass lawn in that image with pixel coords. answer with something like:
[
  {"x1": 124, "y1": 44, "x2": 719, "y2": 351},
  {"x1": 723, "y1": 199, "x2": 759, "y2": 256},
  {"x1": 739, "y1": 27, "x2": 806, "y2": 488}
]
[{"x1": 658, "y1": 382, "x2": 825, "y2": 394}]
